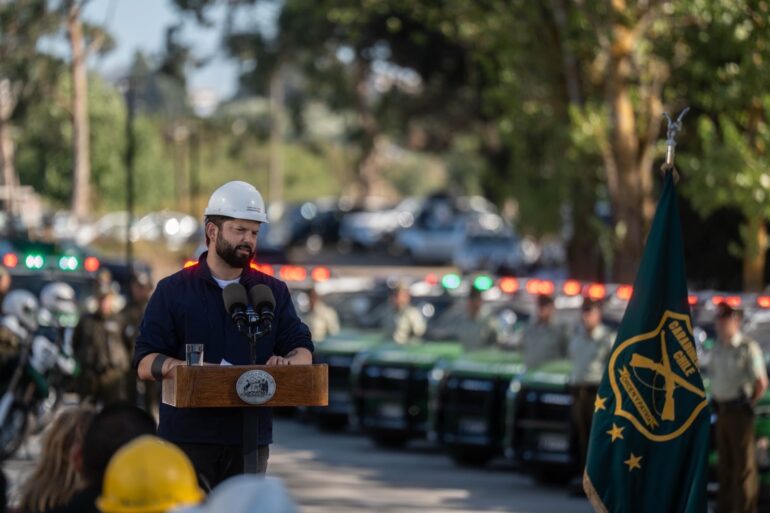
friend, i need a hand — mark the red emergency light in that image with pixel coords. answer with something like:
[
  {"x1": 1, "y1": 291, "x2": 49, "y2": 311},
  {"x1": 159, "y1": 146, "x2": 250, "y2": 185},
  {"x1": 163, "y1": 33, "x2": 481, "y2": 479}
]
[
  {"x1": 83, "y1": 256, "x2": 101, "y2": 272},
  {"x1": 279, "y1": 265, "x2": 308, "y2": 282},
  {"x1": 711, "y1": 295, "x2": 742, "y2": 307},
  {"x1": 616, "y1": 285, "x2": 633, "y2": 301},
  {"x1": 499, "y1": 277, "x2": 520, "y2": 294},
  {"x1": 688, "y1": 295, "x2": 698, "y2": 306},
  {"x1": 562, "y1": 280, "x2": 582, "y2": 297},
  {"x1": 2, "y1": 253, "x2": 18, "y2": 269},
  {"x1": 424, "y1": 273, "x2": 439, "y2": 286},
  {"x1": 250, "y1": 263, "x2": 275, "y2": 276},
  {"x1": 757, "y1": 296, "x2": 770, "y2": 309},
  {"x1": 586, "y1": 283, "x2": 607, "y2": 300},
  {"x1": 526, "y1": 279, "x2": 555, "y2": 296},
  {"x1": 311, "y1": 267, "x2": 331, "y2": 282}
]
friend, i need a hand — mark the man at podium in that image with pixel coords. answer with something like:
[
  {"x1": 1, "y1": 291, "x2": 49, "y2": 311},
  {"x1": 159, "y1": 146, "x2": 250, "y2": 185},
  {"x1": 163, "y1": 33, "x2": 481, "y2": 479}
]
[{"x1": 133, "y1": 181, "x2": 314, "y2": 488}]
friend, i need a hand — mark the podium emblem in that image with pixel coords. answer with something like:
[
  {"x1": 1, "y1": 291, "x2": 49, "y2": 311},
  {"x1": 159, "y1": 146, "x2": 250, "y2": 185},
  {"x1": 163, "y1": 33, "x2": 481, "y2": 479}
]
[{"x1": 236, "y1": 370, "x2": 277, "y2": 405}]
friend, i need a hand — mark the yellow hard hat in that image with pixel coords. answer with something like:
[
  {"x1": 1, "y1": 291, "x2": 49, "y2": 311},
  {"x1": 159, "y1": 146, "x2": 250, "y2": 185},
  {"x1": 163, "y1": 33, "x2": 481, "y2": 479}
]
[{"x1": 97, "y1": 435, "x2": 203, "y2": 513}]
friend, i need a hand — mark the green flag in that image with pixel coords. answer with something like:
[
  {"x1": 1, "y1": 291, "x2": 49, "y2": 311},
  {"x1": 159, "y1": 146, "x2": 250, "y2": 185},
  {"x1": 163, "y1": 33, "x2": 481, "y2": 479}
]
[{"x1": 584, "y1": 171, "x2": 709, "y2": 512}]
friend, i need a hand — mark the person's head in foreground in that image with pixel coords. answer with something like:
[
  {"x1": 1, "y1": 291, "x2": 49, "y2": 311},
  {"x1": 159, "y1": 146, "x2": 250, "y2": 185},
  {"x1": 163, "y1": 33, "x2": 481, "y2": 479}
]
[
  {"x1": 177, "y1": 475, "x2": 298, "y2": 513},
  {"x1": 97, "y1": 435, "x2": 203, "y2": 513},
  {"x1": 535, "y1": 294, "x2": 555, "y2": 324},
  {"x1": 18, "y1": 406, "x2": 96, "y2": 513}
]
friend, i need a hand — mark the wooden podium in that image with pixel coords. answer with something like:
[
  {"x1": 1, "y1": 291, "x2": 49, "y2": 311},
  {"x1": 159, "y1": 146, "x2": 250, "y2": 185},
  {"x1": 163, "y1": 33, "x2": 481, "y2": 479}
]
[{"x1": 163, "y1": 364, "x2": 328, "y2": 473}]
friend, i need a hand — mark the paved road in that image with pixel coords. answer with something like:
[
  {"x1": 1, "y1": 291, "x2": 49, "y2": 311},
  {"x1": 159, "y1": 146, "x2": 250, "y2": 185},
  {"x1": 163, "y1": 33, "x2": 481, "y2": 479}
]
[
  {"x1": 269, "y1": 418, "x2": 594, "y2": 513},
  {"x1": 5, "y1": 416, "x2": 593, "y2": 513}
]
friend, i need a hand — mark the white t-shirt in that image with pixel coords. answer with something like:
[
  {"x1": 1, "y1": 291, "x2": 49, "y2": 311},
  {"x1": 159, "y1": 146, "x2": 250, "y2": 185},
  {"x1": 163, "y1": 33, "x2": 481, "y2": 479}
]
[{"x1": 213, "y1": 276, "x2": 241, "y2": 289}]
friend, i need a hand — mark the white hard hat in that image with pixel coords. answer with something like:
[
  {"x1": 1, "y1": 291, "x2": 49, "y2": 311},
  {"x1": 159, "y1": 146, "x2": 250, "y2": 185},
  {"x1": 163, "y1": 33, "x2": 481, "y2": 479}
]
[
  {"x1": 204, "y1": 181, "x2": 269, "y2": 224},
  {"x1": 176, "y1": 476, "x2": 298, "y2": 513},
  {"x1": 2, "y1": 290, "x2": 39, "y2": 332},
  {"x1": 40, "y1": 282, "x2": 78, "y2": 315}
]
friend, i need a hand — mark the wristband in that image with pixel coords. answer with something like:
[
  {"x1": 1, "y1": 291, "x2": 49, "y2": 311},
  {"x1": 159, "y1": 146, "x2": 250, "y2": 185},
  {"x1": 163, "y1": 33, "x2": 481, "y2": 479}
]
[{"x1": 151, "y1": 355, "x2": 169, "y2": 382}]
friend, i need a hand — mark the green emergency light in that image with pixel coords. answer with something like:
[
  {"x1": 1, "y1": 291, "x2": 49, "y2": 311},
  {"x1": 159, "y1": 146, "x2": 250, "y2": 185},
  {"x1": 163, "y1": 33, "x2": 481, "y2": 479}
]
[
  {"x1": 24, "y1": 254, "x2": 45, "y2": 270},
  {"x1": 441, "y1": 273, "x2": 462, "y2": 290},
  {"x1": 58, "y1": 256, "x2": 79, "y2": 271},
  {"x1": 473, "y1": 275, "x2": 494, "y2": 291}
]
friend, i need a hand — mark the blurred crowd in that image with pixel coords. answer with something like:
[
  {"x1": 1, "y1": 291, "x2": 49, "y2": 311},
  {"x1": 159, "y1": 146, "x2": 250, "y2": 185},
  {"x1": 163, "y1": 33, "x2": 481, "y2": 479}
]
[{"x1": 1, "y1": 404, "x2": 299, "y2": 513}]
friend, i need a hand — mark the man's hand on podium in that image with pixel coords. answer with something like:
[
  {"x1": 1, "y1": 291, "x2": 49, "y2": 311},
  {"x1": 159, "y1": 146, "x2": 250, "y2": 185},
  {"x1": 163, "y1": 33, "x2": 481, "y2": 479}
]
[{"x1": 266, "y1": 348, "x2": 312, "y2": 366}]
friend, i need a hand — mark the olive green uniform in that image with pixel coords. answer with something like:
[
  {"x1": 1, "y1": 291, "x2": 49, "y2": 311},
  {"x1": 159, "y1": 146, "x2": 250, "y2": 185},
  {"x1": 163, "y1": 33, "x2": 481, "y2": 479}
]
[
  {"x1": 521, "y1": 321, "x2": 568, "y2": 370},
  {"x1": 73, "y1": 313, "x2": 131, "y2": 404},
  {"x1": 568, "y1": 324, "x2": 615, "y2": 470},
  {"x1": 382, "y1": 305, "x2": 426, "y2": 344},
  {"x1": 446, "y1": 311, "x2": 500, "y2": 350},
  {"x1": 304, "y1": 301, "x2": 341, "y2": 343},
  {"x1": 711, "y1": 332, "x2": 767, "y2": 513}
]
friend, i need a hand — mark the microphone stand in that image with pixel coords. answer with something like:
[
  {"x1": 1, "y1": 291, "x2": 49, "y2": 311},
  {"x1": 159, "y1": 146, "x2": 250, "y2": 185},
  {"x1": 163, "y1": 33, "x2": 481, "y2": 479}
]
[{"x1": 239, "y1": 306, "x2": 272, "y2": 474}]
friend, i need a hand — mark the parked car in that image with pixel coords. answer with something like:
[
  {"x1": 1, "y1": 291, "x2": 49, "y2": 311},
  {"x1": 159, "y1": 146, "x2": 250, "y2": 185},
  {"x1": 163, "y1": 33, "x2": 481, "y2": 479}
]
[{"x1": 338, "y1": 197, "x2": 422, "y2": 250}]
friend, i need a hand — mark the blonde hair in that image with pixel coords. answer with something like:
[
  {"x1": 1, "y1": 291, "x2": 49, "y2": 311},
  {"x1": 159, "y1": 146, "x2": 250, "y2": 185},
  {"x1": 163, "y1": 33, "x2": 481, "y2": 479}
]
[{"x1": 19, "y1": 406, "x2": 96, "y2": 513}]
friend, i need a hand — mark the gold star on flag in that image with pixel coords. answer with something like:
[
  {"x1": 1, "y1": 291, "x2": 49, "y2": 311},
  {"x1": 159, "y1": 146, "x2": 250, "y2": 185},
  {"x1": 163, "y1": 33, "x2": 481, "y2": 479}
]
[
  {"x1": 624, "y1": 453, "x2": 642, "y2": 471},
  {"x1": 594, "y1": 395, "x2": 607, "y2": 412},
  {"x1": 606, "y1": 423, "x2": 625, "y2": 442}
]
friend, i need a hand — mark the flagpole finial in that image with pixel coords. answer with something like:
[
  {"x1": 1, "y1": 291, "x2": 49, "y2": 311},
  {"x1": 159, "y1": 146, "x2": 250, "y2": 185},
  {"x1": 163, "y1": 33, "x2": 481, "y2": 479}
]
[{"x1": 661, "y1": 107, "x2": 689, "y2": 183}]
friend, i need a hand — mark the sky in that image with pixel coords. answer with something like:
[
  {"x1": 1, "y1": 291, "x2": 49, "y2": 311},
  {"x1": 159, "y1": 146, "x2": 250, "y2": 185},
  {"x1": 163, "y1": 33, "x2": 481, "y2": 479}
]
[{"x1": 82, "y1": 0, "x2": 241, "y2": 102}]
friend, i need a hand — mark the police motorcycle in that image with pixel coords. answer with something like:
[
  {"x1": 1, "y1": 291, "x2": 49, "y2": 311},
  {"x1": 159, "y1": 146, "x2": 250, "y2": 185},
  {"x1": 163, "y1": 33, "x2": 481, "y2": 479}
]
[
  {"x1": 29, "y1": 283, "x2": 80, "y2": 433},
  {"x1": 0, "y1": 286, "x2": 78, "y2": 460}
]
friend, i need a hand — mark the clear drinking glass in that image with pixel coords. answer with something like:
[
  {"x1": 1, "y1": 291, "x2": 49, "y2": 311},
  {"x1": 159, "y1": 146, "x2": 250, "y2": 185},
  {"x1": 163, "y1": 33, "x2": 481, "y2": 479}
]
[{"x1": 185, "y1": 344, "x2": 204, "y2": 366}]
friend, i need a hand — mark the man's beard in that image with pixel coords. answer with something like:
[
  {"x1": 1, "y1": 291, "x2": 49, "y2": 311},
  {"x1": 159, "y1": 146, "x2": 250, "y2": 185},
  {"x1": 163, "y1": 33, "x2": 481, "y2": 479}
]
[{"x1": 215, "y1": 232, "x2": 255, "y2": 269}]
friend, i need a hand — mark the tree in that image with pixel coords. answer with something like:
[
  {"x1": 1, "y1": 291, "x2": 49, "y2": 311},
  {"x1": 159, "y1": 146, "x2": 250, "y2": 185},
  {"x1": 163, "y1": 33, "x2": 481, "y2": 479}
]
[
  {"x1": 669, "y1": 0, "x2": 770, "y2": 291},
  {"x1": 0, "y1": 0, "x2": 61, "y2": 215}
]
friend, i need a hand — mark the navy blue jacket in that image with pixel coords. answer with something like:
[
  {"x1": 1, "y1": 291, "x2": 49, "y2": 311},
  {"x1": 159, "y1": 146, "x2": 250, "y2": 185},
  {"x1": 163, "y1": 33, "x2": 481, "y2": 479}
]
[{"x1": 133, "y1": 252, "x2": 314, "y2": 446}]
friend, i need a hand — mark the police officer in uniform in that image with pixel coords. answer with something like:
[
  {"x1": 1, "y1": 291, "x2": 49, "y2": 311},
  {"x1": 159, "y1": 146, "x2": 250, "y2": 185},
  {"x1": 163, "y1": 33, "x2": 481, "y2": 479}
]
[
  {"x1": 438, "y1": 287, "x2": 499, "y2": 350},
  {"x1": 122, "y1": 270, "x2": 154, "y2": 410},
  {"x1": 73, "y1": 285, "x2": 131, "y2": 405},
  {"x1": 568, "y1": 298, "x2": 614, "y2": 475},
  {"x1": 382, "y1": 282, "x2": 426, "y2": 344},
  {"x1": 711, "y1": 303, "x2": 768, "y2": 513},
  {"x1": 303, "y1": 287, "x2": 340, "y2": 343},
  {"x1": 521, "y1": 294, "x2": 568, "y2": 370}
]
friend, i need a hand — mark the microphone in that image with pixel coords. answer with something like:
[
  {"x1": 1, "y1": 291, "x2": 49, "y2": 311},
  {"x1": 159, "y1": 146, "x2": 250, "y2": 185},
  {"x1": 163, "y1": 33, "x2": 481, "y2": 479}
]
[
  {"x1": 223, "y1": 283, "x2": 249, "y2": 332},
  {"x1": 248, "y1": 284, "x2": 276, "y2": 332}
]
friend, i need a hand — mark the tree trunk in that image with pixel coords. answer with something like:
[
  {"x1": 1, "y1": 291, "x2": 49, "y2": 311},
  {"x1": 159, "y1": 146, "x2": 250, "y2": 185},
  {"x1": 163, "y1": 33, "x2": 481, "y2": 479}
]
[
  {"x1": 353, "y1": 59, "x2": 381, "y2": 204},
  {"x1": 68, "y1": 0, "x2": 91, "y2": 220},
  {"x1": 605, "y1": 4, "x2": 649, "y2": 283},
  {"x1": 268, "y1": 64, "x2": 285, "y2": 210},
  {"x1": 743, "y1": 215, "x2": 767, "y2": 292},
  {"x1": 0, "y1": 79, "x2": 18, "y2": 215}
]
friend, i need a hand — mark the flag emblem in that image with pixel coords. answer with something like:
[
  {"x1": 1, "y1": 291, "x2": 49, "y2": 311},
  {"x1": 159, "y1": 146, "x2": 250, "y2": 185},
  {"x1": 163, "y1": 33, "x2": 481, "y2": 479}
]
[{"x1": 608, "y1": 310, "x2": 708, "y2": 442}]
